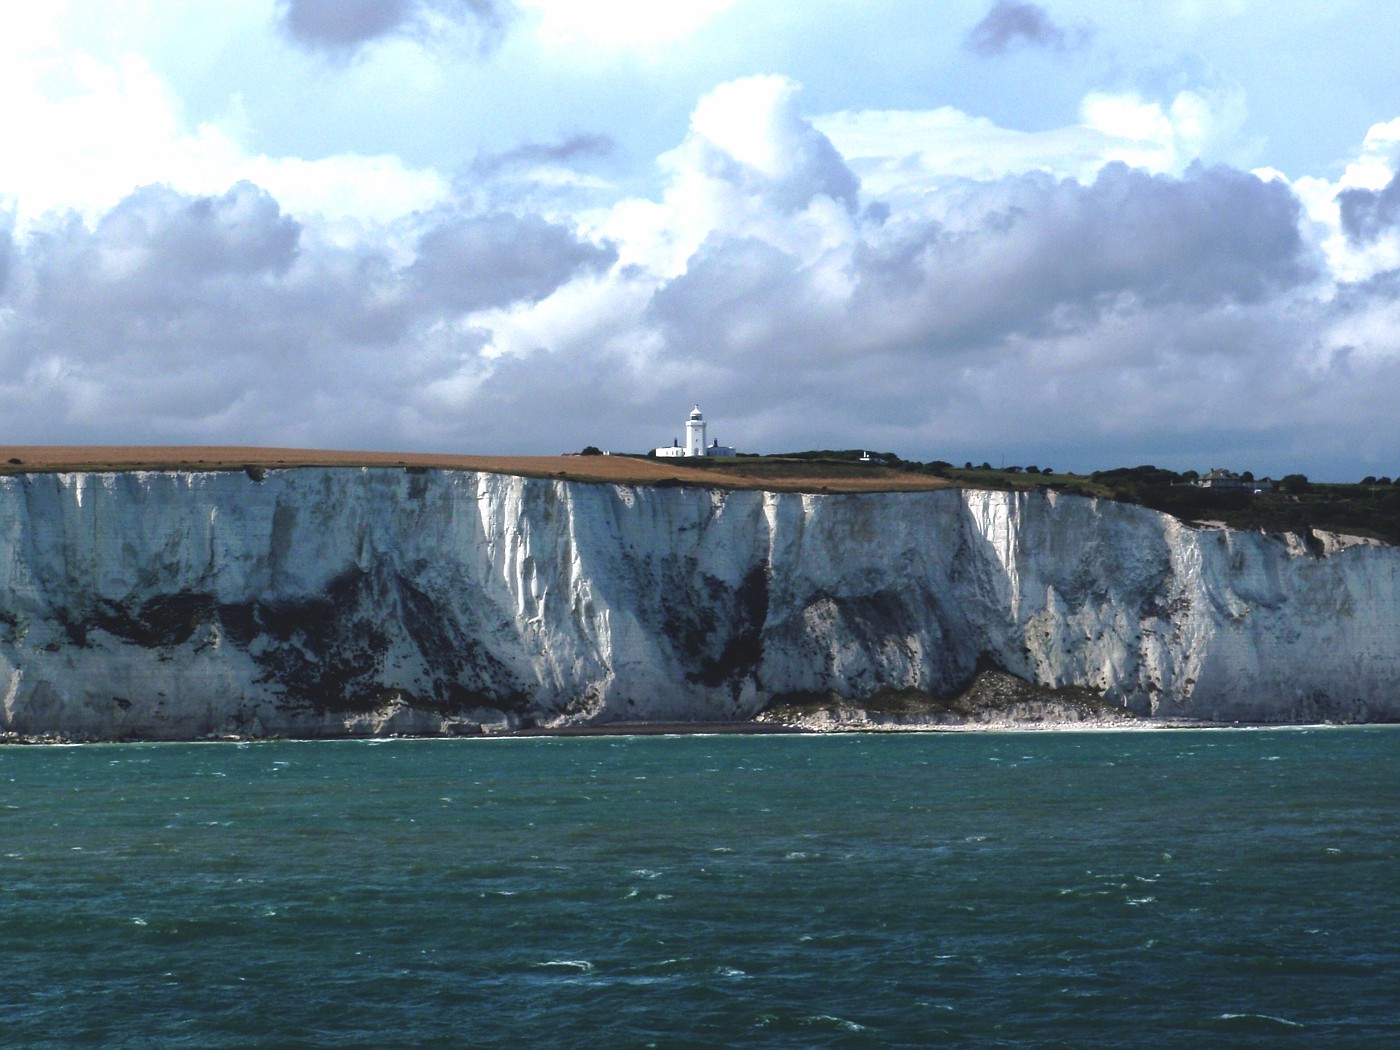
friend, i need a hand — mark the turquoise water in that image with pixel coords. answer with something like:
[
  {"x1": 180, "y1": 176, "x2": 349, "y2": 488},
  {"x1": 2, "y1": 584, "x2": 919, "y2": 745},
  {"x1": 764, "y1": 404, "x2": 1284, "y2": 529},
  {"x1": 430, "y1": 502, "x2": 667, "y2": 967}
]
[{"x1": 2, "y1": 729, "x2": 1397, "y2": 1048}]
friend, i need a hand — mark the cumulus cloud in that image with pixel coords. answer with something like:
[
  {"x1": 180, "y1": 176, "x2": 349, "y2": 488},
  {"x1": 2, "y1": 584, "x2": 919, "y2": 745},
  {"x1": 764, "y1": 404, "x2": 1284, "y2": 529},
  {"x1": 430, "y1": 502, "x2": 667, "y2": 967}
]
[
  {"x1": 560, "y1": 84, "x2": 1400, "y2": 476},
  {"x1": 603, "y1": 75, "x2": 861, "y2": 280},
  {"x1": 648, "y1": 161, "x2": 1310, "y2": 383},
  {"x1": 0, "y1": 180, "x2": 612, "y2": 448},
  {"x1": 277, "y1": 0, "x2": 509, "y2": 56},
  {"x1": 817, "y1": 88, "x2": 1248, "y2": 213},
  {"x1": 6, "y1": 66, "x2": 1400, "y2": 478},
  {"x1": 1280, "y1": 117, "x2": 1400, "y2": 285},
  {"x1": 116, "y1": 182, "x2": 301, "y2": 279},
  {"x1": 685, "y1": 75, "x2": 859, "y2": 213},
  {"x1": 966, "y1": 1, "x2": 1082, "y2": 56}
]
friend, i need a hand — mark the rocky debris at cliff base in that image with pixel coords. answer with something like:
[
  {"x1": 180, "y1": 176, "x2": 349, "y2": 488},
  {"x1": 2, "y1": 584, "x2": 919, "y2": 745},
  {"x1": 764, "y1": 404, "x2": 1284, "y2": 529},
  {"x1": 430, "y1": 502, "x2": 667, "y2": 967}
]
[{"x1": 754, "y1": 668, "x2": 1151, "y2": 731}]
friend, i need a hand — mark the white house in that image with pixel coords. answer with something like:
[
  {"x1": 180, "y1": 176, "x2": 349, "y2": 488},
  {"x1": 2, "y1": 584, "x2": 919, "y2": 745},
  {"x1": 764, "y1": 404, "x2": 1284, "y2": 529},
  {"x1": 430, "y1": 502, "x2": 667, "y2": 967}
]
[
  {"x1": 655, "y1": 405, "x2": 737, "y2": 458},
  {"x1": 1195, "y1": 467, "x2": 1275, "y2": 492}
]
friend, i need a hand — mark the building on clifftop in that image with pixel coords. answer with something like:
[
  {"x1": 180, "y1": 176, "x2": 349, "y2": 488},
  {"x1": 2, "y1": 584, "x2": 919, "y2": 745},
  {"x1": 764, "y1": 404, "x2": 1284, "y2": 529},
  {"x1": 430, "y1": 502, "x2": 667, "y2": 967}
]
[
  {"x1": 654, "y1": 405, "x2": 737, "y2": 458},
  {"x1": 1194, "y1": 468, "x2": 1275, "y2": 492}
]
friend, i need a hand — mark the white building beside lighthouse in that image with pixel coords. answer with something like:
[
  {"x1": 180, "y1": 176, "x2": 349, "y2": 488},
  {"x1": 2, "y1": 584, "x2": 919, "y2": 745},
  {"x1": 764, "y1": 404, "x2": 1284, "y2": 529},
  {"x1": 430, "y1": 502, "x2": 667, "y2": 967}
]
[{"x1": 654, "y1": 405, "x2": 737, "y2": 458}]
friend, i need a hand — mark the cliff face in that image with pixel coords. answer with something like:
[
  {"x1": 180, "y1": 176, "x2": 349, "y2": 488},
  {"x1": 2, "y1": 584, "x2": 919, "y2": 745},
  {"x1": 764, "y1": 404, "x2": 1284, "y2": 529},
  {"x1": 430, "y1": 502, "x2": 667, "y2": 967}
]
[{"x1": 0, "y1": 468, "x2": 1396, "y2": 739}]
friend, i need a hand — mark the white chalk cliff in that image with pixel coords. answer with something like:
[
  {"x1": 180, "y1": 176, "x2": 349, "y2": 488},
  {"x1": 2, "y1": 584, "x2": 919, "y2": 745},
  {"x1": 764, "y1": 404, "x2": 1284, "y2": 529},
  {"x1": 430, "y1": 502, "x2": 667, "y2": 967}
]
[{"x1": 0, "y1": 467, "x2": 1395, "y2": 739}]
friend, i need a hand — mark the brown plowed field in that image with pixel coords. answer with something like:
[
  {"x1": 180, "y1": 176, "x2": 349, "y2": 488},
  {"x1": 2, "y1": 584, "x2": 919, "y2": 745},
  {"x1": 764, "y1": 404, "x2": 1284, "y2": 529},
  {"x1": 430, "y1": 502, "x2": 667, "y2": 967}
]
[{"x1": 0, "y1": 446, "x2": 951, "y2": 494}]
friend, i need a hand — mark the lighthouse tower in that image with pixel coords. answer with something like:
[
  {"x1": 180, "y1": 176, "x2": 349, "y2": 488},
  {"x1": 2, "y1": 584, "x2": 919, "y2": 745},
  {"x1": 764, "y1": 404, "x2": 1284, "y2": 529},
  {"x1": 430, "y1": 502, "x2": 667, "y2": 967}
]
[
  {"x1": 685, "y1": 405, "x2": 707, "y2": 457},
  {"x1": 654, "y1": 405, "x2": 735, "y2": 458}
]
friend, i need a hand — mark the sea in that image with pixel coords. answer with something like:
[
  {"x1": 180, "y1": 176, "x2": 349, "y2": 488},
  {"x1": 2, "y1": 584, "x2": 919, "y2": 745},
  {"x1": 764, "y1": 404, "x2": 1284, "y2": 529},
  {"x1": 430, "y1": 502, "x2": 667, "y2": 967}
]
[{"x1": 3, "y1": 728, "x2": 1397, "y2": 1049}]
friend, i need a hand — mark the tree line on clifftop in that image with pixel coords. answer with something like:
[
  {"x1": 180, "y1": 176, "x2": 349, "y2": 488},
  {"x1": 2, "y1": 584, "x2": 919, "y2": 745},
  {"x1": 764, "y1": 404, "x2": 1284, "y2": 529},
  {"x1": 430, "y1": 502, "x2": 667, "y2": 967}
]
[{"x1": 939, "y1": 460, "x2": 1400, "y2": 547}]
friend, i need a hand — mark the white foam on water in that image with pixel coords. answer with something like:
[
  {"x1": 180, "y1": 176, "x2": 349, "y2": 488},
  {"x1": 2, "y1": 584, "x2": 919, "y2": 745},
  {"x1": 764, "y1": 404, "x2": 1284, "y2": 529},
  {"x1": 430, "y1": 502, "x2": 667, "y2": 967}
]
[
  {"x1": 1217, "y1": 1013, "x2": 1304, "y2": 1029},
  {"x1": 801, "y1": 1015, "x2": 867, "y2": 1032},
  {"x1": 534, "y1": 959, "x2": 594, "y2": 973}
]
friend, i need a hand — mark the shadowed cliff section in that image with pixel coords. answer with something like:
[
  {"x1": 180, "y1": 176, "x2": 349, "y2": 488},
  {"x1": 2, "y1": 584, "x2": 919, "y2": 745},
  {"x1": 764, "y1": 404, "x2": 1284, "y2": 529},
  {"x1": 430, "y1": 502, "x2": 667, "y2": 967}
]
[{"x1": 663, "y1": 566, "x2": 770, "y2": 695}]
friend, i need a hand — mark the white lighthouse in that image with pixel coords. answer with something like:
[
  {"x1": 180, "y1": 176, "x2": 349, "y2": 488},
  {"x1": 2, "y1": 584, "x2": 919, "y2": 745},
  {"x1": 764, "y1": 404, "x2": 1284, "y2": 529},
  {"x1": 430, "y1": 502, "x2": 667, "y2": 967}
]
[
  {"x1": 685, "y1": 405, "x2": 707, "y2": 457},
  {"x1": 654, "y1": 405, "x2": 737, "y2": 458}
]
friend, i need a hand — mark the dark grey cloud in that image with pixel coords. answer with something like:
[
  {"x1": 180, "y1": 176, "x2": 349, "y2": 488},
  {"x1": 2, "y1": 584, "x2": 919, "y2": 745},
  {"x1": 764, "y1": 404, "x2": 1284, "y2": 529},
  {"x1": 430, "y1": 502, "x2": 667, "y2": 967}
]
[
  {"x1": 22, "y1": 183, "x2": 303, "y2": 352},
  {"x1": 650, "y1": 162, "x2": 1309, "y2": 378},
  {"x1": 1337, "y1": 172, "x2": 1400, "y2": 245},
  {"x1": 10, "y1": 184, "x2": 406, "y2": 438},
  {"x1": 966, "y1": 1, "x2": 1082, "y2": 56},
  {"x1": 277, "y1": 0, "x2": 508, "y2": 56},
  {"x1": 410, "y1": 212, "x2": 616, "y2": 312},
  {"x1": 472, "y1": 135, "x2": 617, "y2": 176},
  {"x1": 112, "y1": 182, "x2": 300, "y2": 279},
  {"x1": 852, "y1": 162, "x2": 1309, "y2": 347},
  {"x1": 650, "y1": 237, "x2": 835, "y2": 366}
]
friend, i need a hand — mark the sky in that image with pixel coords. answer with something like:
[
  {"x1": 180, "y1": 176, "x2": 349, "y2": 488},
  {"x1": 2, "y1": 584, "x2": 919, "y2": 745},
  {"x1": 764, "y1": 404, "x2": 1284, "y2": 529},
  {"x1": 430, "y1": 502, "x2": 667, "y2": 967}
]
[{"x1": 3, "y1": 1, "x2": 1400, "y2": 479}]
